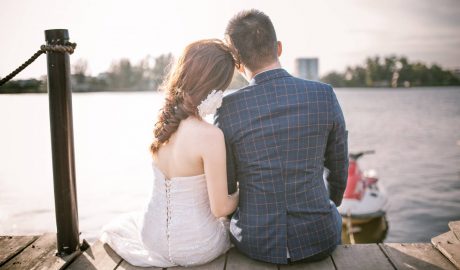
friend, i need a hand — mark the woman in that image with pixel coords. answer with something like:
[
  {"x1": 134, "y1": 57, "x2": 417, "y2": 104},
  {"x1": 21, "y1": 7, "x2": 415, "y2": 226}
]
[{"x1": 100, "y1": 39, "x2": 239, "y2": 267}]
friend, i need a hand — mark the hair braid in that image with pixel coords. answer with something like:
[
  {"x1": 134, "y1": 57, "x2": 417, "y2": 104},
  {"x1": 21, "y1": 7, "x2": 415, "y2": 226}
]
[{"x1": 150, "y1": 39, "x2": 236, "y2": 155}]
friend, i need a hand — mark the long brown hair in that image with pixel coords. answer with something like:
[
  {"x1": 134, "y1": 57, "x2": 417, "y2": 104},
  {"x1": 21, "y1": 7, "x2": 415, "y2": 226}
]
[{"x1": 150, "y1": 39, "x2": 236, "y2": 154}]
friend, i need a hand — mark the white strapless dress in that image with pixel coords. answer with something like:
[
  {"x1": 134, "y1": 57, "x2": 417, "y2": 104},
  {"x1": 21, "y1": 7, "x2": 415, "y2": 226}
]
[{"x1": 100, "y1": 164, "x2": 231, "y2": 267}]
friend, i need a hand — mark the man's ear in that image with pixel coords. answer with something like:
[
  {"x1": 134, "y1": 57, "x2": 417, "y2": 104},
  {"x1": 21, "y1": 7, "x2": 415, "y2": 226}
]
[{"x1": 277, "y1": 41, "x2": 283, "y2": 57}]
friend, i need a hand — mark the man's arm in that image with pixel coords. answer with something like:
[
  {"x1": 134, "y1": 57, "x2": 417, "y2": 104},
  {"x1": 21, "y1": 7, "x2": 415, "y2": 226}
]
[
  {"x1": 324, "y1": 88, "x2": 348, "y2": 206},
  {"x1": 214, "y1": 108, "x2": 238, "y2": 195}
]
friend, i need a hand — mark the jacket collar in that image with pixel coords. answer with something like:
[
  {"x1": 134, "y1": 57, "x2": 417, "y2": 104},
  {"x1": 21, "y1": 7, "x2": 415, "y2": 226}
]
[{"x1": 249, "y1": 68, "x2": 291, "y2": 86}]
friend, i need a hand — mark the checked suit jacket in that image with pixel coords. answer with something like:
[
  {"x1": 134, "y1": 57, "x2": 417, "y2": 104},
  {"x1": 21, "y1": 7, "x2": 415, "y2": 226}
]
[{"x1": 214, "y1": 68, "x2": 348, "y2": 264}]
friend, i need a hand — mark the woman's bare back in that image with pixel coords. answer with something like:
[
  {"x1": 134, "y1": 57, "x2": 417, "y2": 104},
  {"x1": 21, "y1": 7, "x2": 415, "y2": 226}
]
[{"x1": 154, "y1": 117, "x2": 216, "y2": 179}]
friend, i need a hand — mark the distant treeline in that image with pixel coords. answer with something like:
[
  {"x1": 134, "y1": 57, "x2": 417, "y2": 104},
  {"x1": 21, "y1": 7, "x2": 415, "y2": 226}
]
[
  {"x1": 2, "y1": 55, "x2": 459, "y2": 93},
  {"x1": 0, "y1": 53, "x2": 248, "y2": 94},
  {"x1": 0, "y1": 79, "x2": 45, "y2": 93},
  {"x1": 69, "y1": 54, "x2": 175, "y2": 92},
  {"x1": 321, "y1": 56, "x2": 460, "y2": 88},
  {"x1": 0, "y1": 54, "x2": 176, "y2": 93}
]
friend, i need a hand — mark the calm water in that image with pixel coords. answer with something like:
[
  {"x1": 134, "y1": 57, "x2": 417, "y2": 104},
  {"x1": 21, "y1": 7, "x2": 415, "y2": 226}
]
[{"x1": 1, "y1": 87, "x2": 459, "y2": 243}]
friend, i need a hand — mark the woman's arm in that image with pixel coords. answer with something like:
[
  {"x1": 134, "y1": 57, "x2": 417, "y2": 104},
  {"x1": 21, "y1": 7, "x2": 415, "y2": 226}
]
[{"x1": 200, "y1": 127, "x2": 239, "y2": 218}]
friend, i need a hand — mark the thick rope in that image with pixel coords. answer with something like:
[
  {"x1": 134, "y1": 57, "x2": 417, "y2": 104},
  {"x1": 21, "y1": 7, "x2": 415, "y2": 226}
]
[{"x1": 0, "y1": 42, "x2": 77, "y2": 87}]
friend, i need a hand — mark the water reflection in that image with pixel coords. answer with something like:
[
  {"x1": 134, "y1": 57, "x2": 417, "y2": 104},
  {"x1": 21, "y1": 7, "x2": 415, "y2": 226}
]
[{"x1": 342, "y1": 215, "x2": 389, "y2": 244}]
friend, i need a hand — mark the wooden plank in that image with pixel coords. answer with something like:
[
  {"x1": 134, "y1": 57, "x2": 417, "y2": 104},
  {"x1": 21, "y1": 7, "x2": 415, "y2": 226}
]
[
  {"x1": 31, "y1": 250, "x2": 81, "y2": 270},
  {"x1": 67, "y1": 240, "x2": 122, "y2": 270},
  {"x1": 0, "y1": 235, "x2": 38, "y2": 266},
  {"x1": 164, "y1": 252, "x2": 227, "y2": 270},
  {"x1": 279, "y1": 256, "x2": 335, "y2": 270},
  {"x1": 0, "y1": 233, "x2": 79, "y2": 270},
  {"x1": 115, "y1": 251, "x2": 227, "y2": 270},
  {"x1": 116, "y1": 260, "x2": 163, "y2": 270},
  {"x1": 331, "y1": 244, "x2": 394, "y2": 270},
  {"x1": 431, "y1": 231, "x2": 460, "y2": 269},
  {"x1": 381, "y1": 243, "x2": 456, "y2": 270},
  {"x1": 448, "y1": 221, "x2": 460, "y2": 241},
  {"x1": 225, "y1": 248, "x2": 278, "y2": 270}
]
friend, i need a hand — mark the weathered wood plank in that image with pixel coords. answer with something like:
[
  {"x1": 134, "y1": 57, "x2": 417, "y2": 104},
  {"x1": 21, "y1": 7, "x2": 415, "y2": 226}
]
[
  {"x1": 448, "y1": 221, "x2": 460, "y2": 241},
  {"x1": 67, "y1": 240, "x2": 122, "y2": 270},
  {"x1": 0, "y1": 235, "x2": 38, "y2": 266},
  {"x1": 225, "y1": 248, "x2": 278, "y2": 270},
  {"x1": 164, "y1": 252, "x2": 227, "y2": 270},
  {"x1": 0, "y1": 233, "x2": 79, "y2": 270},
  {"x1": 279, "y1": 256, "x2": 335, "y2": 270},
  {"x1": 32, "y1": 250, "x2": 81, "y2": 270},
  {"x1": 431, "y1": 231, "x2": 460, "y2": 269},
  {"x1": 381, "y1": 243, "x2": 456, "y2": 270},
  {"x1": 331, "y1": 244, "x2": 394, "y2": 270},
  {"x1": 114, "y1": 250, "x2": 227, "y2": 270},
  {"x1": 115, "y1": 260, "x2": 163, "y2": 270}
]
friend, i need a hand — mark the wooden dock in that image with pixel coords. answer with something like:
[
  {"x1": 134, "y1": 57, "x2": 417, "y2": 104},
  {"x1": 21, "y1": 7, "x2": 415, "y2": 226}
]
[{"x1": 1, "y1": 221, "x2": 459, "y2": 270}]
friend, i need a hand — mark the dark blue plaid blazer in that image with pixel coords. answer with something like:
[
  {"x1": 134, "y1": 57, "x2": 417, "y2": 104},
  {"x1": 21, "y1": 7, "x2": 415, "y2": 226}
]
[{"x1": 214, "y1": 69, "x2": 348, "y2": 264}]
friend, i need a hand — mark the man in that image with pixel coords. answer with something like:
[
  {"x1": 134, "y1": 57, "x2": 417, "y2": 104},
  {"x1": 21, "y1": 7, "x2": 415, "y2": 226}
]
[{"x1": 214, "y1": 9, "x2": 348, "y2": 264}]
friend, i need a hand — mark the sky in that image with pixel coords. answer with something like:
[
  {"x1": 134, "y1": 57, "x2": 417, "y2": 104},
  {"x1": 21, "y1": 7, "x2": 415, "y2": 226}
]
[{"x1": 1, "y1": 0, "x2": 459, "y2": 79}]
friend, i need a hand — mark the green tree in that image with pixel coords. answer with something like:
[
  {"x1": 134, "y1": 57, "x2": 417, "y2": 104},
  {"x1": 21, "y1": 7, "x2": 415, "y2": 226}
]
[
  {"x1": 151, "y1": 53, "x2": 174, "y2": 90},
  {"x1": 321, "y1": 55, "x2": 460, "y2": 88},
  {"x1": 0, "y1": 79, "x2": 44, "y2": 93},
  {"x1": 108, "y1": 59, "x2": 136, "y2": 90},
  {"x1": 72, "y1": 58, "x2": 88, "y2": 84},
  {"x1": 322, "y1": 72, "x2": 345, "y2": 87}
]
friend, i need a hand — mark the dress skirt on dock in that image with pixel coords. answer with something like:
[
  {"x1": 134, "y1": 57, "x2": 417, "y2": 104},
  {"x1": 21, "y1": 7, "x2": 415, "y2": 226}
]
[{"x1": 100, "y1": 164, "x2": 231, "y2": 267}]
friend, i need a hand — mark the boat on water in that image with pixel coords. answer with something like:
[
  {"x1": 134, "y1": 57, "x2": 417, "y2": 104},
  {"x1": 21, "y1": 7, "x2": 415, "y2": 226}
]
[{"x1": 338, "y1": 151, "x2": 389, "y2": 244}]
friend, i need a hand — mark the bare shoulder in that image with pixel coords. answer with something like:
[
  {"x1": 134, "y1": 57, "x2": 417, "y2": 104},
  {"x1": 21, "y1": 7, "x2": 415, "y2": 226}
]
[
  {"x1": 196, "y1": 122, "x2": 225, "y2": 158},
  {"x1": 197, "y1": 120, "x2": 224, "y2": 142},
  {"x1": 181, "y1": 118, "x2": 224, "y2": 158},
  {"x1": 181, "y1": 117, "x2": 224, "y2": 141}
]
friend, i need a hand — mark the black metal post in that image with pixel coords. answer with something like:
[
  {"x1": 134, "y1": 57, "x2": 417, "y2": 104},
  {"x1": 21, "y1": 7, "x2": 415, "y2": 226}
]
[{"x1": 45, "y1": 29, "x2": 80, "y2": 255}]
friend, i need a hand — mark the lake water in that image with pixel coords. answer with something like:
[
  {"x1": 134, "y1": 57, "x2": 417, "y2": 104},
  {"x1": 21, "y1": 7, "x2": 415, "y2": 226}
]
[{"x1": 0, "y1": 87, "x2": 459, "y2": 243}]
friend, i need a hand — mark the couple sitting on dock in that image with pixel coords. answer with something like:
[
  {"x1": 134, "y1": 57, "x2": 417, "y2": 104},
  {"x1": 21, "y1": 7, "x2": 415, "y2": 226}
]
[{"x1": 100, "y1": 9, "x2": 348, "y2": 267}]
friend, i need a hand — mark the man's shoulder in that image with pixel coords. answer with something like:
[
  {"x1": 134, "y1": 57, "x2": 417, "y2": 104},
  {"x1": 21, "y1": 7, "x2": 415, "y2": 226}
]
[
  {"x1": 220, "y1": 85, "x2": 254, "y2": 109},
  {"x1": 225, "y1": 78, "x2": 331, "y2": 94},
  {"x1": 215, "y1": 86, "x2": 254, "y2": 126},
  {"x1": 290, "y1": 77, "x2": 333, "y2": 91},
  {"x1": 224, "y1": 84, "x2": 253, "y2": 98},
  {"x1": 220, "y1": 78, "x2": 334, "y2": 110},
  {"x1": 261, "y1": 72, "x2": 333, "y2": 93}
]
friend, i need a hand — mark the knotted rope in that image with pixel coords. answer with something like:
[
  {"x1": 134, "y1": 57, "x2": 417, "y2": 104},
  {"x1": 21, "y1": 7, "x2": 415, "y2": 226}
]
[{"x1": 0, "y1": 42, "x2": 77, "y2": 86}]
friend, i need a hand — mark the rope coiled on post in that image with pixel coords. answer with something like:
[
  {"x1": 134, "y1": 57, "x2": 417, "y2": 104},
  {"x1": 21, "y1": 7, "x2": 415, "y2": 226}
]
[{"x1": 0, "y1": 42, "x2": 77, "y2": 87}]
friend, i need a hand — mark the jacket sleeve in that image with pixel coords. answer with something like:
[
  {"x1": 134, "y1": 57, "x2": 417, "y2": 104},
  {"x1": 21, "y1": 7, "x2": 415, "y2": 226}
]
[
  {"x1": 214, "y1": 108, "x2": 238, "y2": 195},
  {"x1": 324, "y1": 87, "x2": 348, "y2": 206}
]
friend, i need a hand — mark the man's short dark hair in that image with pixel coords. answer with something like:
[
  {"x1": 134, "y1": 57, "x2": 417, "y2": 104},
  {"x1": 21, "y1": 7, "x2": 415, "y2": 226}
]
[{"x1": 225, "y1": 9, "x2": 278, "y2": 71}]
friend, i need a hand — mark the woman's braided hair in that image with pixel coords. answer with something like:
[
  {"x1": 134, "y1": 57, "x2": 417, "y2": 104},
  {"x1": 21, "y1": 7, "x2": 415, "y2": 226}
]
[{"x1": 150, "y1": 39, "x2": 237, "y2": 154}]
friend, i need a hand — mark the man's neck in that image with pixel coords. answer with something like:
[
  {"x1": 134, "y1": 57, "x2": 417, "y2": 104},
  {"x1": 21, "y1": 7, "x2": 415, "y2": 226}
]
[{"x1": 245, "y1": 61, "x2": 282, "y2": 80}]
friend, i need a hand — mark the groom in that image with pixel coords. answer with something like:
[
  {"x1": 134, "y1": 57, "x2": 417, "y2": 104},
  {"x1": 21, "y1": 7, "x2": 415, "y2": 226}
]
[{"x1": 214, "y1": 10, "x2": 348, "y2": 264}]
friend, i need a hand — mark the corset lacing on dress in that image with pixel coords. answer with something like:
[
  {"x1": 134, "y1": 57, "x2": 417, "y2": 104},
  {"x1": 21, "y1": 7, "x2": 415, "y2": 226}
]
[
  {"x1": 99, "y1": 163, "x2": 231, "y2": 267},
  {"x1": 165, "y1": 178, "x2": 174, "y2": 263}
]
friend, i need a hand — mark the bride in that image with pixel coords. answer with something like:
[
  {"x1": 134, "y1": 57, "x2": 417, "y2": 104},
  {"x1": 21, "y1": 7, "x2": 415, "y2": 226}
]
[{"x1": 100, "y1": 39, "x2": 239, "y2": 267}]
